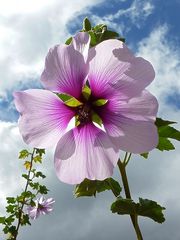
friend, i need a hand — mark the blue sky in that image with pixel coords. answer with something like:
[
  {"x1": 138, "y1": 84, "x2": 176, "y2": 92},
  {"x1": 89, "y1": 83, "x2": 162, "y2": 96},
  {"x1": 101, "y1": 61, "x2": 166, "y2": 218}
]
[{"x1": 0, "y1": 0, "x2": 180, "y2": 239}]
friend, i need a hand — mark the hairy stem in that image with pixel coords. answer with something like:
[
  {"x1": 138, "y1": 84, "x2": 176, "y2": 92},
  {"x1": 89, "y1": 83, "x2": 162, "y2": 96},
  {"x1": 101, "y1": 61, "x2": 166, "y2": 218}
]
[
  {"x1": 14, "y1": 148, "x2": 35, "y2": 240},
  {"x1": 118, "y1": 157, "x2": 143, "y2": 240}
]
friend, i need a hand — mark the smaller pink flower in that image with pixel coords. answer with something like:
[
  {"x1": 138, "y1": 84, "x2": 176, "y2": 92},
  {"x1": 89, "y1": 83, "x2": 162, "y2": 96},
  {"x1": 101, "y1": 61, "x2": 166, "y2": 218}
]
[{"x1": 27, "y1": 196, "x2": 55, "y2": 220}]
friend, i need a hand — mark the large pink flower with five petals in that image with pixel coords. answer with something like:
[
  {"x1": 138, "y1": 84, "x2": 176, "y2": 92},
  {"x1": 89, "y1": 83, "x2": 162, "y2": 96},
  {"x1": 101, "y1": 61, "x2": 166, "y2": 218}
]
[{"x1": 14, "y1": 32, "x2": 158, "y2": 184}]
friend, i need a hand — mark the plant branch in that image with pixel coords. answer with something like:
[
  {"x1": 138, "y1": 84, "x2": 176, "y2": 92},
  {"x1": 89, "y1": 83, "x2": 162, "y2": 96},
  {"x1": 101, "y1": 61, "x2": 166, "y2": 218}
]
[
  {"x1": 14, "y1": 148, "x2": 35, "y2": 240},
  {"x1": 118, "y1": 157, "x2": 143, "y2": 240}
]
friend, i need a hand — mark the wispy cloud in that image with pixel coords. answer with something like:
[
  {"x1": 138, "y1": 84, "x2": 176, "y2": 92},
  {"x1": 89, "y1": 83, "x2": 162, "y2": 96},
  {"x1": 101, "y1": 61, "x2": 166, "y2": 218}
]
[
  {"x1": 106, "y1": 0, "x2": 154, "y2": 27},
  {"x1": 137, "y1": 24, "x2": 180, "y2": 114},
  {"x1": 90, "y1": 0, "x2": 154, "y2": 33}
]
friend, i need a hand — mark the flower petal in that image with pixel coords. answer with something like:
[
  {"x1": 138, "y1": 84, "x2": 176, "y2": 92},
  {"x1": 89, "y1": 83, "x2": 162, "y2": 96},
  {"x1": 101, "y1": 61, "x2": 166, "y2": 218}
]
[
  {"x1": 54, "y1": 123, "x2": 119, "y2": 184},
  {"x1": 101, "y1": 90, "x2": 158, "y2": 153},
  {"x1": 88, "y1": 39, "x2": 133, "y2": 97},
  {"x1": 41, "y1": 43, "x2": 88, "y2": 98},
  {"x1": 112, "y1": 57, "x2": 155, "y2": 99},
  {"x1": 88, "y1": 39, "x2": 155, "y2": 99},
  {"x1": 103, "y1": 116, "x2": 158, "y2": 154},
  {"x1": 116, "y1": 90, "x2": 158, "y2": 121},
  {"x1": 14, "y1": 89, "x2": 74, "y2": 148},
  {"x1": 72, "y1": 32, "x2": 90, "y2": 62}
]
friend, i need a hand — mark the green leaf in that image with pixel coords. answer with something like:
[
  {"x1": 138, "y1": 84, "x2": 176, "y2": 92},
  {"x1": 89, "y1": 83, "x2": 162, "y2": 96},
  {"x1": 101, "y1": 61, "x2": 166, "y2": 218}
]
[
  {"x1": 83, "y1": 17, "x2": 91, "y2": 31},
  {"x1": 20, "y1": 214, "x2": 31, "y2": 226},
  {"x1": 0, "y1": 216, "x2": 6, "y2": 224},
  {"x1": 155, "y1": 118, "x2": 176, "y2": 127},
  {"x1": 82, "y1": 84, "x2": 91, "y2": 100},
  {"x1": 65, "y1": 36, "x2": 72, "y2": 45},
  {"x1": 93, "y1": 24, "x2": 107, "y2": 32},
  {"x1": 156, "y1": 137, "x2": 175, "y2": 151},
  {"x1": 35, "y1": 148, "x2": 45, "y2": 156},
  {"x1": 101, "y1": 30, "x2": 119, "y2": 40},
  {"x1": 22, "y1": 174, "x2": 29, "y2": 180},
  {"x1": 6, "y1": 197, "x2": 16, "y2": 204},
  {"x1": 3, "y1": 225, "x2": 10, "y2": 234},
  {"x1": 106, "y1": 178, "x2": 122, "y2": 197},
  {"x1": 6, "y1": 205, "x2": 16, "y2": 214},
  {"x1": 137, "y1": 198, "x2": 165, "y2": 223},
  {"x1": 74, "y1": 178, "x2": 121, "y2": 198},
  {"x1": 111, "y1": 197, "x2": 136, "y2": 215},
  {"x1": 140, "y1": 117, "x2": 179, "y2": 157},
  {"x1": 111, "y1": 197, "x2": 165, "y2": 224},
  {"x1": 39, "y1": 185, "x2": 49, "y2": 194},
  {"x1": 24, "y1": 161, "x2": 31, "y2": 170},
  {"x1": 158, "y1": 125, "x2": 180, "y2": 141},
  {"x1": 89, "y1": 31, "x2": 97, "y2": 46},
  {"x1": 21, "y1": 191, "x2": 34, "y2": 199},
  {"x1": 155, "y1": 117, "x2": 179, "y2": 151},
  {"x1": 93, "y1": 98, "x2": 108, "y2": 106},
  {"x1": 91, "y1": 111, "x2": 103, "y2": 126},
  {"x1": 118, "y1": 37, "x2": 126, "y2": 43},
  {"x1": 33, "y1": 155, "x2": 42, "y2": 163},
  {"x1": 8, "y1": 225, "x2": 16, "y2": 235},
  {"x1": 19, "y1": 149, "x2": 30, "y2": 159},
  {"x1": 140, "y1": 152, "x2": 149, "y2": 159},
  {"x1": 29, "y1": 182, "x2": 40, "y2": 190},
  {"x1": 57, "y1": 93, "x2": 82, "y2": 107},
  {"x1": 35, "y1": 171, "x2": 46, "y2": 178}
]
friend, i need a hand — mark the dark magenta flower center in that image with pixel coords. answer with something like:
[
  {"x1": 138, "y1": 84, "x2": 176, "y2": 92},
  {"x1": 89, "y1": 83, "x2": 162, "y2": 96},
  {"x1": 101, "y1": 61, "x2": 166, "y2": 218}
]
[{"x1": 76, "y1": 104, "x2": 91, "y2": 124}]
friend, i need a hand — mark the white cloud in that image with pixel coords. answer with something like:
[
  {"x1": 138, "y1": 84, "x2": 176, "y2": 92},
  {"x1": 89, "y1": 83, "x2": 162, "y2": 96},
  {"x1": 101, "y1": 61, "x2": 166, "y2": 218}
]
[
  {"x1": 136, "y1": 24, "x2": 180, "y2": 118},
  {"x1": 0, "y1": 0, "x2": 103, "y2": 96},
  {"x1": 0, "y1": 121, "x2": 24, "y2": 206},
  {"x1": 92, "y1": 0, "x2": 154, "y2": 32},
  {"x1": 107, "y1": 0, "x2": 154, "y2": 23}
]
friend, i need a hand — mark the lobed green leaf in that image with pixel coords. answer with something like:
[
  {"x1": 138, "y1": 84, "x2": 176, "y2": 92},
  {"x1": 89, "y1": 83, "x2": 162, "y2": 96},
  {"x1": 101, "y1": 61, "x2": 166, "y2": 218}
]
[
  {"x1": 74, "y1": 178, "x2": 121, "y2": 198},
  {"x1": 111, "y1": 197, "x2": 165, "y2": 223},
  {"x1": 19, "y1": 149, "x2": 30, "y2": 159}
]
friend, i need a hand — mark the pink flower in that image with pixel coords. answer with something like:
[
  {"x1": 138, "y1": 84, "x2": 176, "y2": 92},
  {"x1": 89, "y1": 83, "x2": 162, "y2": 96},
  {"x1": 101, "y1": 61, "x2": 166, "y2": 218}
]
[
  {"x1": 14, "y1": 32, "x2": 158, "y2": 184},
  {"x1": 27, "y1": 197, "x2": 55, "y2": 220}
]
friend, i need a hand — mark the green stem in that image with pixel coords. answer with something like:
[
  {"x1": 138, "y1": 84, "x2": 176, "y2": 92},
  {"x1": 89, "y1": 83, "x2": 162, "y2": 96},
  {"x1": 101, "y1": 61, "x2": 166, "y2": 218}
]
[
  {"x1": 14, "y1": 148, "x2": 35, "y2": 240},
  {"x1": 118, "y1": 158, "x2": 143, "y2": 240}
]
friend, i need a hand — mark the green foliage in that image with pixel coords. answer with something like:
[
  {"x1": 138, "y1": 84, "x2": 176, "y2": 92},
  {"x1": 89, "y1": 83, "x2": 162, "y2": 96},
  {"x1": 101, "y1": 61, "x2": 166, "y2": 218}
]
[
  {"x1": 0, "y1": 148, "x2": 49, "y2": 239},
  {"x1": 65, "y1": 18, "x2": 125, "y2": 48},
  {"x1": 111, "y1": 197, "x2": 165, "y2": 224},
  {"x1": 33, "y1": 155, "x2": 42, "y2": 163},
  {"x1": 157, "y1": 138, "x2": 175, "y2": 151},
  {"x1": 20, "y1": 213, "x2": 31, "y2": 226},
  {"x1": 156, "y1": 118, "x2": 180, "y2": 151},
  {"x1": 141, "y1": 117, "x2": 180, "y2": 158},
  {"x1": 19, "y1": 149, "x2": 30, "y2": 159},
  {"x1": 74, "y1": 178, "x2": 121, "y2": 198},
  {"x1": 137, "y1": 198, "x2": 165, "y2": 223},
  {"x1": 6, "y1": 197, "x2": 16, "y2": 204},
  {"x1": 35, "y1": 171, "x2": 46, "y2": 179},
  {"x1": 39, "y1": 185, "x2": 49, "y2": 194},
  {"x1": 83, "y1": 17, "x2": 92, "y2": 31},
  {"x1": 35, "y1": 148, "x2": 45, "y2": 157},
  {"x1": 140, "y1": 152, "x2": 149, "y2": 159},
  {"x1": 0, "y1": 216, "x2": 6, "y2": 224}
]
